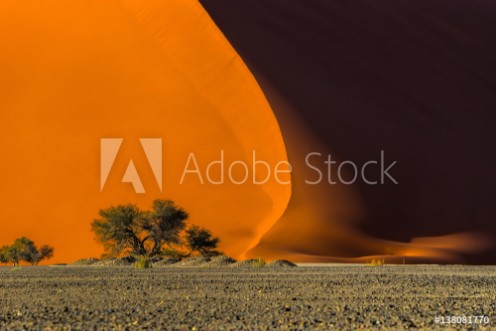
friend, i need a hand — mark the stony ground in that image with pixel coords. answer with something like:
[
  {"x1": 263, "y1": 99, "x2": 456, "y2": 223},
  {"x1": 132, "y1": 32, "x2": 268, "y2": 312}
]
[{"x1": 0, "y1": 265, "x2": 495, "y2": 330}]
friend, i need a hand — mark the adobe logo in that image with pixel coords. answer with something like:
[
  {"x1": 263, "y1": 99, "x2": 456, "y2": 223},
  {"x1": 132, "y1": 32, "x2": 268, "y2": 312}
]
[{"x1": 100, "y1": 138, "x2": 162, "y2": 193}]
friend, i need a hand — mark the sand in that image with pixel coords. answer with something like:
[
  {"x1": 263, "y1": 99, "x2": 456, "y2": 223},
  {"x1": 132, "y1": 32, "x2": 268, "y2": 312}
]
[{"x1": 0, "y1": 265, "x2": 495, "y2": 330}]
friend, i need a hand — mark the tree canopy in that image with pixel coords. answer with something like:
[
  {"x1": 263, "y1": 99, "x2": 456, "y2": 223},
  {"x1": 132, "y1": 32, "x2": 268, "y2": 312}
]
[
  {"x1": 92, "y1": 199, "x2": 192, "y2": 257},
  {"x1": 185, "y1": 225, "x2": 220, "y2": 255},
  {"x1": 146, "y1": 199, "x2": 188, "y2": 256},
  {"x1": 92, "y1": 204, "x2": 148, "y2": 256},
  {"x1": 0, "y1": 237, "x2": 54, "y2": 265}
]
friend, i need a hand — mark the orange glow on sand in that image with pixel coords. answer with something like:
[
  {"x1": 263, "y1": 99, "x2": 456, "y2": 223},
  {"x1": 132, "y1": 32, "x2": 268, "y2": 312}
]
[{"x1": 0, "y1": 0, "x2": 290, "y2": 263}]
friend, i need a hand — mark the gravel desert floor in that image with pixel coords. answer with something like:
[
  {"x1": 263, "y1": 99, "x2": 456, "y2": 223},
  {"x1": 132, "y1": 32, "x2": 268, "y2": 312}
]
[{"x1": 0, "y1": 265, "x2": 495, "y2": 330}]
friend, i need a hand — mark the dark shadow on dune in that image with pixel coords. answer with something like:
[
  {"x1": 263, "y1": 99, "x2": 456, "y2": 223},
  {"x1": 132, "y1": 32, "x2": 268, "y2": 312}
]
[{"x1": 201, "y1": 0, "x2": 496, "y2": 263}]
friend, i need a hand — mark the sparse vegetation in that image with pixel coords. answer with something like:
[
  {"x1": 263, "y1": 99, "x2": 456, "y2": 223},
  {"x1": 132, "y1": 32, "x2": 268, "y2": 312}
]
[
  {"x1": 0, "y1": 246, "x2": 10, "y2": 264},
  {"x1": 366, "y1": 258, "x2": 385, "y2": 266},
  {"x1": 254, "y1": 257, "x2": 266, "y2": 268},
  {"x1": 72, "y1": 258, "x2": 99, "y2": 266},
  {"x1": 185, "y1": 225, "x2": 220, "y2": 257},
  {"x1": 0, "y1": 237, "x2": 54, "y2": 265},
  {"x1": 163, "y1": 248, "x2": 187, "y2": 260},
  {"x1": 92, "y1": 200, "x2": 220, "y2": 261},
  {"x1": 134, "y1": 256, "x2": 152, "y2": 269}
]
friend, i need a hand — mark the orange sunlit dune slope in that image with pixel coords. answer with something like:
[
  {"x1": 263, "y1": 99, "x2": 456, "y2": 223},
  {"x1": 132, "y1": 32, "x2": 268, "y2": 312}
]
[{"x1": 0, "y1": 0, "x2": 290, "y2": 263}]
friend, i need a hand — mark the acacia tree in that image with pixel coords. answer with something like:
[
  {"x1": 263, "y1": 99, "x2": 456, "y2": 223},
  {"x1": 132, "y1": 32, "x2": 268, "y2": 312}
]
[
  {"x1": 2, "y1": 245, "x2": 20, "y2": 265},
  {"x1": 185, "y1": 225, "x2": 220, "y2": 256},
  {"x1": 146, "y1": 200, "x2": 188, "y2": 256},
  {"x1": 34, "y1": 245, "x2": 55, "y2": 265},
  {"x1": 12, "y1": 237, "x2": 38, "y2": 264},
  {"x1": 0, "y1": 238, "x2": 54, "y2": 265},
  {"x1": 92, "y1": 204, "x2": 147, "y2": 256},
  {"x1": 92, "y1": 200, "x2": 188, "y2": 257},
  {"x1": 0, "y1": 246, "x2": 10, "y2": 264}
]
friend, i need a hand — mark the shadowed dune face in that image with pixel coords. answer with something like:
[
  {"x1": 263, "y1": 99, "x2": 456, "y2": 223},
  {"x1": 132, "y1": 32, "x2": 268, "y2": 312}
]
[
  {"x1": 0, "y1": 0, "x2": 290, "y2": 262},
  {"x1": 201, "y1": 0, "x2": 496, "y2": 263}
]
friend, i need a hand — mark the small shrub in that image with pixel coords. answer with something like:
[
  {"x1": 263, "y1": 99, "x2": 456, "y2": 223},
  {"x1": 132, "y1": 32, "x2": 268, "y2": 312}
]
[
  {"x1": 185, "y1": 226, "x2": 220, "y2": 256},
  {"x1": 201, "y1": 250, "x2": 222, "y2": 258},
  {"x1": 266, "y1": 260, "x2": 297, "y2": 268},
  {"x1": 366, "y1": 258, "x2": 385, "y2": 266},
  {"x1": 72, "y1": 258, "x2": 99, "y2": 266},
  {"x1": 254, "y1": 257, "x2": 266, "y2": 268},
  {"x1": 163, "y1": 248, "x2": 187, "y2": 260},
  {"x1": 134, "y1": 256, "x2": 152, "y2": 269}
]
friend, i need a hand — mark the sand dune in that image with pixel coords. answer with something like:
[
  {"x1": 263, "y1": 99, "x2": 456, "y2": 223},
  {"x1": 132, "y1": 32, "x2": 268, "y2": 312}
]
[
  {"x1": 201, "y1": 0, "x2": 496, "y2": 263},
  {"x1": 0, "y1": 0, "x2": 289, "y2": 262}
]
